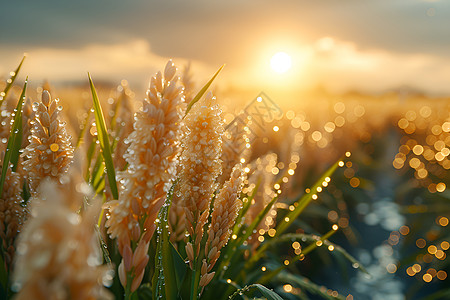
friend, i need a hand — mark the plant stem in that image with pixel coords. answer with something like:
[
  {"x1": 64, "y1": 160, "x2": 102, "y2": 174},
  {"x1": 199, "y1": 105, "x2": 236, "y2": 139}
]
[
  {"x1": 190, "y1": 267, "x2": 199, "y2": 300},
  {"x1": 124, "y1": 272, "x2": 133, "y2": 300}
]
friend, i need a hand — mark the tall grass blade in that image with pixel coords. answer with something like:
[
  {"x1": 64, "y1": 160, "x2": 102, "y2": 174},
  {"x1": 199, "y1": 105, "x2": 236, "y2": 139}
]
[
  {"x1": 84, "y1": 140, "x2": 97, "y2": 182},
  {"x1": 228, "y1": 284, "x2": 283, "y2": 300},
  {"x1": 221, "y1": 194, "x2": 277, "y2": 269},
  {"x1": 95, "y1": 225, "x2": 112, "y2": 267},
  {"x1": 171, "y1": 242, "x2": 187, "y2": 291},
  {"x1": 88, "y1": 73, "x2": 118, "y2": 200},
  {"x1": 275, "y1": 158, "x2": 341, "y2": 237},
  {"x1": 323, "y1": 240, "x2": 370, "y2": 275},
  {"x1": 260, "y1": 228, "x2": 338, "y2": 284},
  {"x1": 237, "y1": 195, "x2": 278, "y2": 247},
  {"x1": 0, "y1": 78, "x2": 27, "y2": 198},
  {"x1": 218, "y1": 194, "x2": 278, "y2": 279},
  {"x1": 277, "y1": 273, "x2": 345, "y2": 300},
  {"x1": 184, "y1": 65, "x2": 224, "y2": 117},
  {"x1": 0, "y1": 55, "x2": 26, "y2": 107},
  {"x1": 10, "y1": 116, "x2": 22, "y2": 171},
  {"x1": 231, "y1": 181, "x2": 259, "y2": 237}
]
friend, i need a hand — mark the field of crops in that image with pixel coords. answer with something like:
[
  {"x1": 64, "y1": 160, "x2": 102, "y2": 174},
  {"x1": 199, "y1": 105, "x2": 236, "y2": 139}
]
[{"x1": 0, "y1": 57, "x2": 449, "y2": 300}]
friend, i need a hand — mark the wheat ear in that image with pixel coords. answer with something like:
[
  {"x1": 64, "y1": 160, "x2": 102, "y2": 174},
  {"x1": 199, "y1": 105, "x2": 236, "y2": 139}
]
[
  {"x1": 105, "y1": 60, "x2": 184, "y2": 291},
  {"x1": 199, "y1": 164, "x2": 244, "y2": 287},
  {"x1": 180, "y1": 92, "x2": 223, "y2": 267},
  {"x1": 21, "y1": 90, "x2": 74, "y2": 194}
]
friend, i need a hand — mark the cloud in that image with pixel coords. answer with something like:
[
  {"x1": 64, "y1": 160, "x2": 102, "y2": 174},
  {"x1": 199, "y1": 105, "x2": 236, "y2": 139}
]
[
  {"x1": 2, "y1": 0, "x2": 450, "y2": 94},
  {"x1": 0, "y1": 39, "x2": 211, "y2": 89},
  {"x1": 308, "y1": 38, "x2": 450, "y2": 94}
]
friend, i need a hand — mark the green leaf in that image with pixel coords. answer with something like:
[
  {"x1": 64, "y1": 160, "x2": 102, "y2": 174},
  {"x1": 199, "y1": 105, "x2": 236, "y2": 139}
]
[
  {"x1": 0, "y1": 250, "x2": 7, "y2": 298},
  {"x1": 153, "y1": 181, "x2": 179, "y2": 300},
  {"x1": 21, "y1": 179, "x2": 31, "y2": 205},
  {"x1": 184, "y1": 65, "x2": 224, "y2": 118},
  {"x1": 323, "y1": 240, "x2": 370, "y2": 276},
  {"x1": 228, "y1": 284, "x2": 283, "y2": 300},
  {"x1": 0, "y1": 55, "x2": 26, "y2": 107},
  {"x1": 94, "y1": 224, "x2": 112, "y2": 267},
  {"x1": 0, "y1": 78, "x2": 27, "y2": 198},
  {"x1": 171, "y1": 242, "x2": 187, "y2": 290},
  {"x1": 237, "y1": 195, "x2": 278, "y2": 247},
  {"x1": 10, "y1": 116, "x2": 23, "y2": 171},
  {"x1": 84, "y1": 140, "x2": 98, "y2": 182},
  {"x1": 218, "y1": 187, "x2": 276, "y2": 279},
  {"x1": 275, "y1": 158, "x2": 342, "y2": 237},
  {"x1": 91, "y1": 156, "x2": 105, "y2": 189},
  {"x1": 277, "y1": 273, "x2": 346, "y2": 300},
  {"x1": 253, "y1": 284, "x2": 284, "y2": 300},
  {"x1": 136, "y1": 283, "x2": 153, "y2": 300},
  {"x1": 88, "y1": 73, "x2": 118, "y2": 200},
  {"x1": 231, "y1": 181, "x2": 259, "y2": 237}
]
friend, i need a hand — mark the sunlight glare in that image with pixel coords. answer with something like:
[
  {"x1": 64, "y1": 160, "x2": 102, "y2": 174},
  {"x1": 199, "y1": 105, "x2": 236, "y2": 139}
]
[{"x1": 270, "y1": 52, "x2": 292, "y2": 73}]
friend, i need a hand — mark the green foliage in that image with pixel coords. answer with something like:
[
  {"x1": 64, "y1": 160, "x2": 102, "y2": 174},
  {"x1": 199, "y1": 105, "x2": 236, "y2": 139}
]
[
  {"x1": 276, "y1": 159, "x2": 341, "y2": 236},
  {"x1": 0, "y1": 56, "x2": 26, "y2": 108},
  {"x1": 184, "y1": 65, "x2": 224, "y2": 117},
  {"x1": 228, "y1": 284, "x2": 284, "y2": 300},
  {"x1": 88, "y1": 73, "x2": 118, "y2": 200},
  {"x1": 0, "y1": 78, "x2": 27, "y2": 197},
  {"x1": 277, "y1": 273, "x2": 345, "y2": 300},
  {"x1": 153, "y1": 182, "x2": 181, "y2": 300}
]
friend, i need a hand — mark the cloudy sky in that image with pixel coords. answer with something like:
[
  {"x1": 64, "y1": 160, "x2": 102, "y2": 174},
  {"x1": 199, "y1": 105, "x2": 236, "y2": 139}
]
[{"x1": 1, "y1": 0, "x2": 449, "y2": 98}]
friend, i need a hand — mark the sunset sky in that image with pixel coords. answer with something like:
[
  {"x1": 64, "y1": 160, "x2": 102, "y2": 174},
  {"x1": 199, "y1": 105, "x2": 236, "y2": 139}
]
[{"x1": 1, "y1": 0, "x2": 449, "y2": 100}]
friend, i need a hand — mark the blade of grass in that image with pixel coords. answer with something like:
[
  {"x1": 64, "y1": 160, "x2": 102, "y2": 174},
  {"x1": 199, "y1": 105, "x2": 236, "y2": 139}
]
[
  {"x1": 259, "y1": 228, "x2": 338, "y2": 284},
  {"x1": 218, "y1": 194, "x2": 278, "y2": 279},
  {"x1": 95, "y1": 224, "x2": 112, "y2": 267},
  {"x1": 236, "y1": 195, "x2": 278, "y2": 249},
  {"x1": 275, "y1": 158, "x2": 342, "y2": 237},
  {"x1": 228, "y1": 284, "x2": 283, "y2": 300},
  {"x1": 0, "y1": 78, "x2": 27, "y2": 198},
  {"x1": 322, "y1": 240, "x2": 370, "y2": 275},
  {"x1": 84, "y1": 140, "x2": 97, "y2": 182},
  {"x1": 171, "y1": 242, "x2": 187, "y2": 291},
  {"x1": 231, "y1": 181, "x2": 260, "y2": 237},
  {"x1": 88, "y1": 73, "x2": 118, "y2": 200},
  {"x1": 10, "y1": 116, "x2": 22, "y2": 171},
  {"x1": 0, "y1": 55, "x2": 26, "y2": 107},
  {"x1": 184, "y1": 65, "x2": 224, "y2": 118},
  {"x1": 277, "y1": 273, "x2": 346, "y2": 300}
]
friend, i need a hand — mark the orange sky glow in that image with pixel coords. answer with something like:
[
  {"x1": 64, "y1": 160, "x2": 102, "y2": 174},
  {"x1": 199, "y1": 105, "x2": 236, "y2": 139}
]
[{"x1": 1, "y1": 0, "x2": 449, "y2": 106}]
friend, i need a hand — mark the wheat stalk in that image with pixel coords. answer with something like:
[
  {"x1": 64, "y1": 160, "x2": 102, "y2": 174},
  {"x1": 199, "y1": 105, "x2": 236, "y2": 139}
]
[
  {"x1": 179, "y1": 92, "x2": 223, "y2": 268},
  {"x1": 199, "y1": 164, "x2": 244, "y2": 287},
  {"x1": 12, "y1": 179, "x2": 113, "y2": 300},
  {"x1": 105, "y1": 60, "x2": 185, "y2": 292},
  {"x1": 168, "y1": 184, "x2": 187, "y2": 245},
  {"x1": 21, "y1": 90, "x2": 74, "y2": 194}
]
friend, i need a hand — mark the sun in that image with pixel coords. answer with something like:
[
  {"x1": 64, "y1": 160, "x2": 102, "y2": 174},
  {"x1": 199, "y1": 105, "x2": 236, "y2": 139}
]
[{"x1": 270, "y1": 52, "x2": 292, "y2": 73}]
